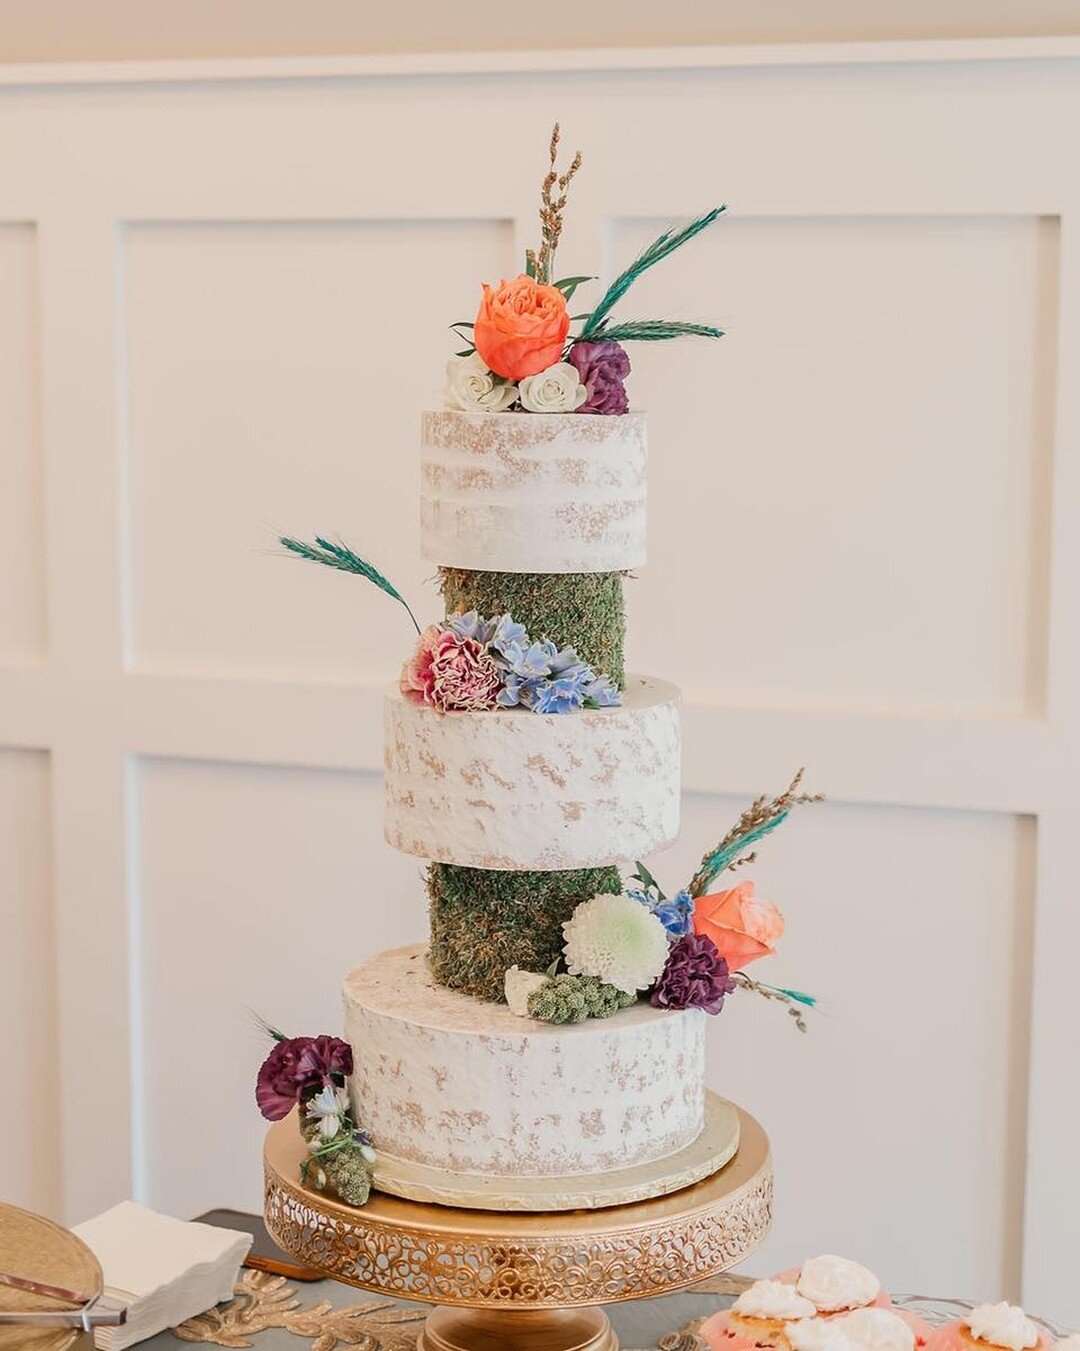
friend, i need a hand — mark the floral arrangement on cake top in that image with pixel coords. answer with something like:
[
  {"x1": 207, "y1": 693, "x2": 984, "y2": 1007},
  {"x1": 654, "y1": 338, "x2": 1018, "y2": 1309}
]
[
  {"x1": 506, "y1": 769, "x2": 823, "y2": 1029},
  {"x1": 254, "y1": 1027, "x2": 376, "y2": 1207},
  {"x1": 444, "y1": 123, "x2": 725, "y2": 416},
  {"x1": 276, "y1": 536, "x2": 622, "y2": 714}
]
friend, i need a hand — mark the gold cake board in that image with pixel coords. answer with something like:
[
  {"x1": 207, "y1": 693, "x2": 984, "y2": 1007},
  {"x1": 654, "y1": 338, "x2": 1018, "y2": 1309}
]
[
  {"x1": 371, "y1": 1092, "x2": 740, "y2": 1211},
  {"x1": 264, "y1": 1104, "x2": 772, "y2": 1351}
]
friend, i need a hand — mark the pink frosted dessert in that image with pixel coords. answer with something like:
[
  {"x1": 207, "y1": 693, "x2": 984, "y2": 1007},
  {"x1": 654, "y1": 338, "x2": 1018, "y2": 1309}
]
[
  {"x1": 700, "y1": 1259, "x2": 933, "y2": 1351},
  {"x1": 929, "y1": 1304, "x2": 1052, "y2": 1351}
]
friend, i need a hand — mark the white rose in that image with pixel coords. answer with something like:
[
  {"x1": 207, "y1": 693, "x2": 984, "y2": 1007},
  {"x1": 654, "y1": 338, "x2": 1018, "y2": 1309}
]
[
  {"x1": 443, "y1": 353, "x2": 518, "y2": 413},
  {"x1": 517, "y1": 361, "x2": 587, "y2": 414},
  {"x1": 504, "y1": 966, "x2": 549, "y2": 1017}
]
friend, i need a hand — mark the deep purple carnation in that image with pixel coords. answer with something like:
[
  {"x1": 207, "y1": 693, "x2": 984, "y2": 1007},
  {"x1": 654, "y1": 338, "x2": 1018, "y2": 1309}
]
[
  {"x1": 255, "y1": 1034, "x2": 353, "y2": 1121},
  {"x1": 650, "y1": 933, "x2": 735, "y2": 1014},
  {"x1": 295, "y1": 1034, "x2": 353, "y2": 1085},
  {"x1": 567, "y1": 341, "x2": 631, "y2": 415},
  {"x1": 256, "y1": 1036, "x2": 313, "y2": 1121}
]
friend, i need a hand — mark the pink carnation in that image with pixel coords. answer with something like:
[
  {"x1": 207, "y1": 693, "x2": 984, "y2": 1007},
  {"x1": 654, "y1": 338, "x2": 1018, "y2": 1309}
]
[
  {"x1": 400, "y1": 624, "x2": 443, "y2": 703},
  {"x1": 429, "y1": 630, "x2": 502, "y2": 711}
]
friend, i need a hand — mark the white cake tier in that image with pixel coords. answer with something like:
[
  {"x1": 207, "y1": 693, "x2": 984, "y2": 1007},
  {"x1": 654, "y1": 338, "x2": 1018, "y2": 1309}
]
[
  {"x1": 420, "y1": 410, "x2": 647, "y2": 574},
  {"x1": 343, "y1": 944, "x2": 706, "y2": 1180},
  {"x1": 383, "y1": 674, "x2": 681, "y2": 870}
]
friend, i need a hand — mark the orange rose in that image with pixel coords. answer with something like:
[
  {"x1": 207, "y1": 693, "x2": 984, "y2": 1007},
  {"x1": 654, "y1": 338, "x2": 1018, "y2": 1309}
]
[
  {"x1": 692, "y1": 881, "x2": 784, "y2": 971},
  {"x1": 473, "y1": 275, "x2": 570, "y2": 380}
]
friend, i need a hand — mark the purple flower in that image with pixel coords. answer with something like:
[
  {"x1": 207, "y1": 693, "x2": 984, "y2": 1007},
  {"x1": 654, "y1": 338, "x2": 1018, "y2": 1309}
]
[
  {"x1": 295, "y1": 1035, "x2": 353, "y2": 1086},
  {"x1": 255, "y1": 1034, "x2": 354, "y2": 1121},
  {"x1": 568, "y1": 341, "x2": 631, "y2": 415},
  {"x1": 650, "y1": 934, "x2": 734, "y2": 1014},
  {"x1": 256, "y1": 1036, "x2": 314, "y2": 1121}
]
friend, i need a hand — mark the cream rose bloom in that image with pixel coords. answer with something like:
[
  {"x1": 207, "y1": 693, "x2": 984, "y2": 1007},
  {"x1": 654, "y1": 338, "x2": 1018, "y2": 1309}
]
[
  {"x1": 517, "y1": 361, "x2": 587, "y2": 414},
  {"x1": 443, "y1": 353, "x2": 518, "y2": 413},
  {"x1": 504, "y1": 966, "x2": 549, "y2": 1017}
]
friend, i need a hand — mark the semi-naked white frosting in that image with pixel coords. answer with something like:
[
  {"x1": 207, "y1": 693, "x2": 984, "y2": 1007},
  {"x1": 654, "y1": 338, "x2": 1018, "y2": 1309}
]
[
  {"x1": 733, "y1": 1280, "x2": 816, "y2": 1321},
  {"x1": 383, "y1": 674, "x2": 681, "y2": 869},
  {"x1": 343, "y1": 944, "x2": 706, "y2": 1178},
  {"x1": 420, "y1": 409, "x2": 647, "y2": 573},
  {"x1": 966, "y1": 1305, "x2": 1040, "y2": 1351}
]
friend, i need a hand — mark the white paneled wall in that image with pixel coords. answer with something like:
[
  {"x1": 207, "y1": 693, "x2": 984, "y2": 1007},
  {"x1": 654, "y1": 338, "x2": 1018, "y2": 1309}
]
[{"x1": 0, "y1": 39, "x2": 1078, "y2": 1324}]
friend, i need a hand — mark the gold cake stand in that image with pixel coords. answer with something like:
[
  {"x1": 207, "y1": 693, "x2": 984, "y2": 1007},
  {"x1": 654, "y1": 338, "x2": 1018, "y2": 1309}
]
[{"x1": 264, "y1": 1107, "x2": 772, "y2": 1351}]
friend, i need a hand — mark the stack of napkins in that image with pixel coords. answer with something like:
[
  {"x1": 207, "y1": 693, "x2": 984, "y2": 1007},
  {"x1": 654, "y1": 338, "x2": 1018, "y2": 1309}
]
[{"x1": 72, "y1": 1201, "x2": 252, "y2": 1349}]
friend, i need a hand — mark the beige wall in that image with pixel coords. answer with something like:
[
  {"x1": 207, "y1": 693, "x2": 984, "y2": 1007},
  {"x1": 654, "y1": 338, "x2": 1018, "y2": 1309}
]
[{"x1": 1, "y1": 0, "x2": 1080, "y2": 63}]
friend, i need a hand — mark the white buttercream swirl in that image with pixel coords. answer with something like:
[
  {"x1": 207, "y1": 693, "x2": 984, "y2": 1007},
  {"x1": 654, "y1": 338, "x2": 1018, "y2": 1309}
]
[
  {"x1": 786, "y1": 1319, "x2": 863, "y2": 1351},
  {"x1": 966, "y1": 1304, "x2": 1039, "y2": 1351},
  {"x1": 732, "y1": 1280, "x2": 816, "y2": 1321},
  {"x1": 1053, "y1": 1338, "x2": 1080, "y2": 1351},
  {"x1": 834, "y1": 1308, "x2": 915, "y2": 1351},
  {"x1": 797, "y1": 1256, "x2": 881, "y2": 1312}
]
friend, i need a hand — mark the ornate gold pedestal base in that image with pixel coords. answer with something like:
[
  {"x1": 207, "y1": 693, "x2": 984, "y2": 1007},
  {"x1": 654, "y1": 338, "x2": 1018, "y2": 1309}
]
[
  {"x1": 420, "y1": 1304, "x2": 616, "y2": 1351},
  {"x1": 264, "y1": 1106, "x2": 772, "y2": 1349}
]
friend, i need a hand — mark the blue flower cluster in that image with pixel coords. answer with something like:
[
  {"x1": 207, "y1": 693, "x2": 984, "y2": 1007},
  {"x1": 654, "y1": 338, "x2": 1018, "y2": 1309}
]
[
  {"x1": 447, "y1": 611, "x2": 621, "y2": 714},
  {"x1": 628, "y1": 887, "x2": 695, "y2": 938}
]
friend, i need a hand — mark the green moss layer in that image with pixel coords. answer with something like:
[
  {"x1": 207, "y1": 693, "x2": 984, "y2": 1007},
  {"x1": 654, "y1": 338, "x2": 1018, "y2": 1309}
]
[
  {"x1": 438, "y1": 568, "x2": 625, "y2": 687},
  {"x1": 428, "y1": 862, "x2": 622, "y2": 1002}
]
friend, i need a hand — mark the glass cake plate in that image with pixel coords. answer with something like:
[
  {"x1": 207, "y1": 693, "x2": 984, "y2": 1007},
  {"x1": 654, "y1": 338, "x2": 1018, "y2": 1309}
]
[{"x1": 892, "y1": 1295, "x2": 1072, "y2": 1339}]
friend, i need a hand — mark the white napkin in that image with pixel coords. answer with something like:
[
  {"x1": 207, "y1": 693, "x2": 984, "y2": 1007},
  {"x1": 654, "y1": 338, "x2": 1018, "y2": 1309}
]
[{"x1": 73, "y1": 1201, "x2": 252, "y2": 1349}]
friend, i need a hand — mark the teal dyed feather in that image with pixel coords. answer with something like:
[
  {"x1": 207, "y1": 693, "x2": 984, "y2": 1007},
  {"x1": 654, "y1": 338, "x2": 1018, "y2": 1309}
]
[
  {"x1": 580, "y1": 207, "x2": 726, "y2": 339},
  {"x1": 687, "y1": 810, "x2": 790, "y2": 898},
  {"x1": 280, "y1": 535, "x2": 422, "y2": 635},
  {"x1": 771, "y1": 985, "x2": 817, "y2": 1008},
  {"x1": 589, "y1": 319, "x2": 724, "y2": 343}
]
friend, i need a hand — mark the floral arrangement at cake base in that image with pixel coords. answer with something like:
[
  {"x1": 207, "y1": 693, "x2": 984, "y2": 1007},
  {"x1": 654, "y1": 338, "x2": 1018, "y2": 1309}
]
[
  {"x1": 505, "y1": 769, "x2": 823, "y2": 1030},
  {"x1": 254, "y1": 1029, "x2": 376, "y2": 1207}
]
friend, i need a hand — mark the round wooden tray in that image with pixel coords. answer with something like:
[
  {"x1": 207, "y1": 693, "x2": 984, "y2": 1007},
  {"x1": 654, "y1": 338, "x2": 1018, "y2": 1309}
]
[
  {"x1": 0, "y1": 1203, "x2": 103, "y2": 1351},
  {"x1": 264, "y1": 1105, "x2": 772, "y2": 1351}
]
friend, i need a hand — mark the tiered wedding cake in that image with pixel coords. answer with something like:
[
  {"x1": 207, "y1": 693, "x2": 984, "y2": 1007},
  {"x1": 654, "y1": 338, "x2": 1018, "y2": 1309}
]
[{"x1": 256, "y1": 125, "x2": 817, "y2": 1214}]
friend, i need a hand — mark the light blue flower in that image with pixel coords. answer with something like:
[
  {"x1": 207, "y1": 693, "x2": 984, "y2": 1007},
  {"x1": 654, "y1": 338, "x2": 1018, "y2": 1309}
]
[
  {"x1": 653, "y1": 889, "x2": 695, "y2": 939},
  {"x1": 510, "y1": 642, "x2": 557, "y2": 680},
  {"x1": 583, "y1": 675, "x2": 621, "y2": 708},
  {"x1": 491, "y1": 613, "x2": 529, "y2": 658},
  {"x1": 549, "y1": 644, "x2": 584, "y2": 676},
  {"x1": 626, "y1": 888, "x2": 652, "y2": 908},
  {"x1": 532, "y1": 677, "x2": 587, "y2": 714},
  {"x1": 447, "y1": 610, "x2": 495, "y2": 643},
  {"x1": 497, "y1": 671, "x2": 547, "y2": 708}
]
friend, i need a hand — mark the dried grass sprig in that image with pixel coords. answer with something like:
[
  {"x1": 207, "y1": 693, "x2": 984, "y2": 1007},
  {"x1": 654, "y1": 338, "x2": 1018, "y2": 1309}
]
[
  {"x1": 534, "y1": 122, "x2": 582, "y2": 285},
  {"x1": 686, "y1": 768, "x2": 823, "y2": 899},
  {"x1": 731, "y1": 971, "x2": 817, "y2": 1033}
]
